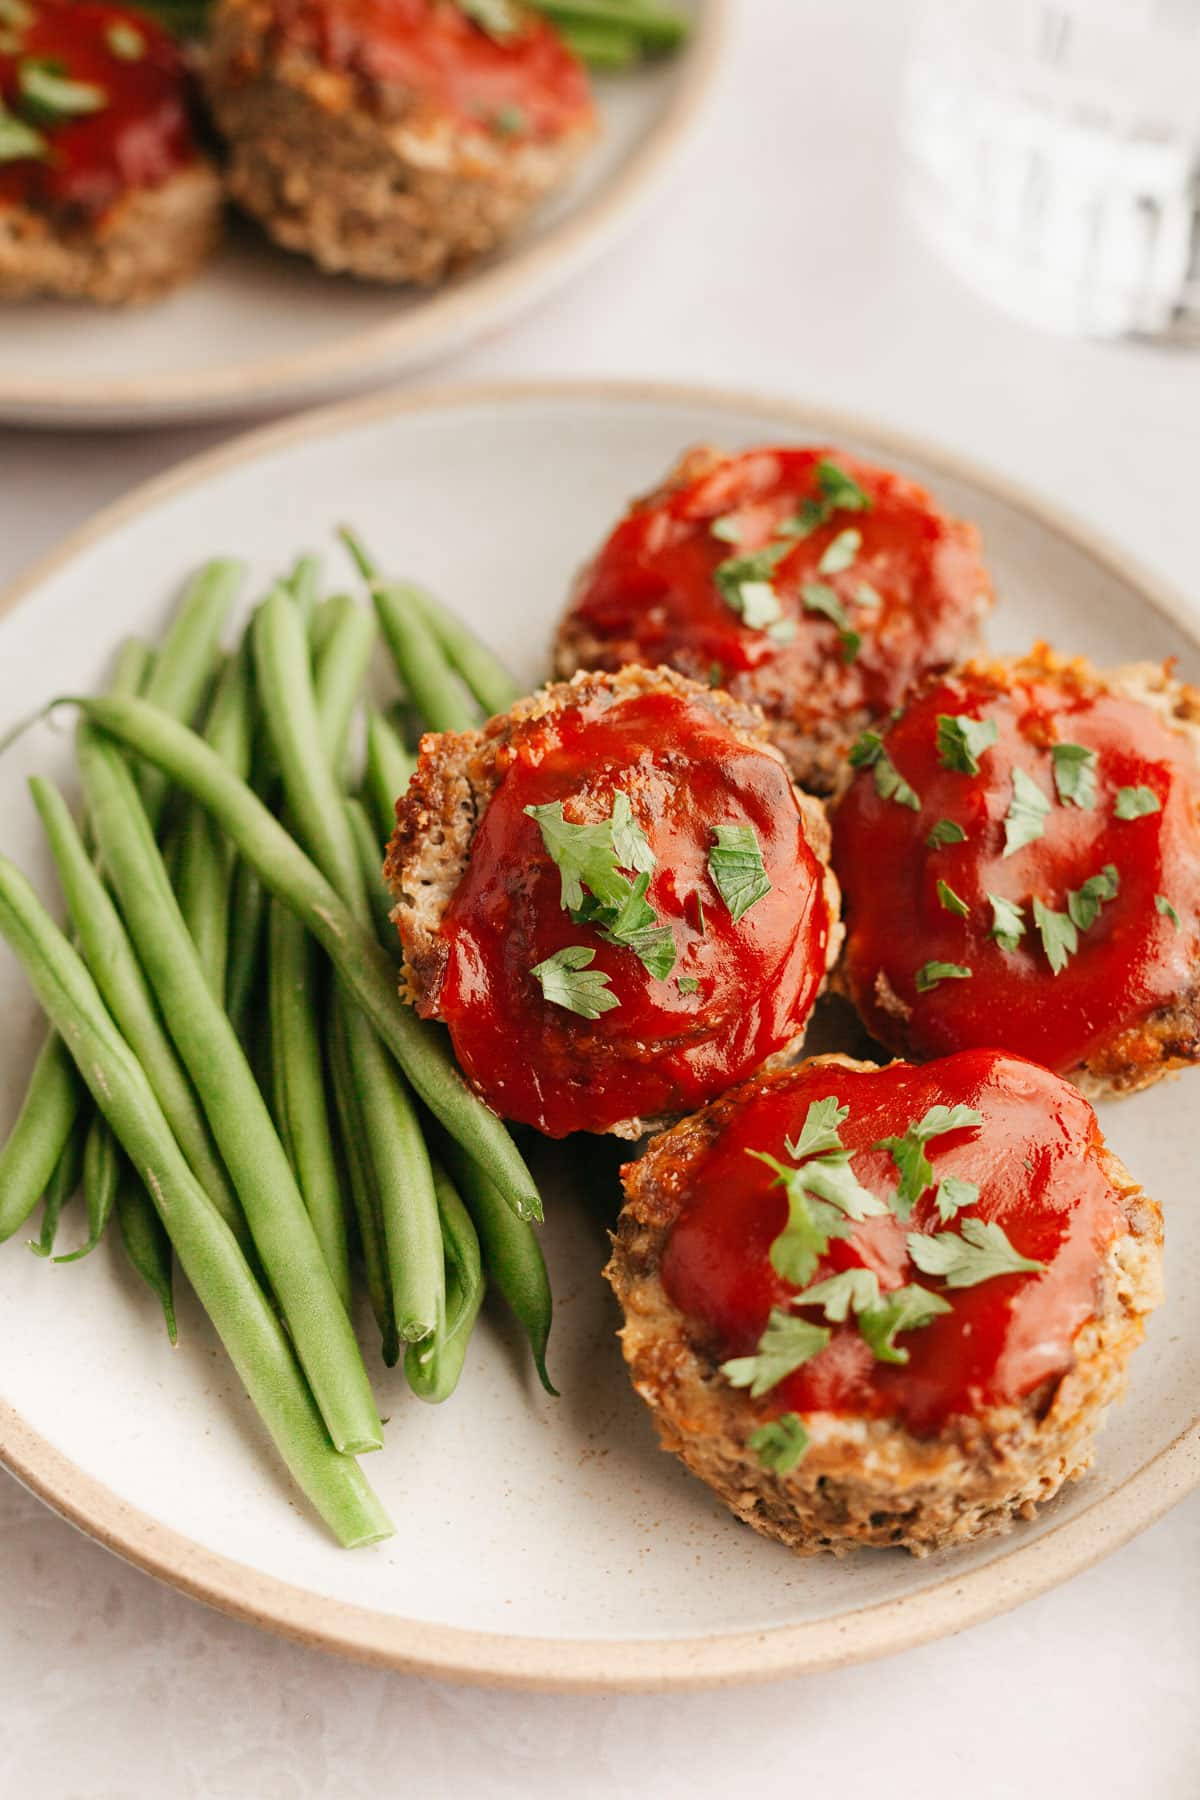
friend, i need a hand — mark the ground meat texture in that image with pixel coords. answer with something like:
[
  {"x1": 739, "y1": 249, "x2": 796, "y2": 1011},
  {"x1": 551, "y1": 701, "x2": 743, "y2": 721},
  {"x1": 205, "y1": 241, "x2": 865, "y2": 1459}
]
[
  {"x1": 832, "y1": 645, "x2": 1200, "y2": 1096},
  {"x1": 385, "y1": 666, "x2": 842, "y2": 1139},
  {"x1": 555, "y1": 445, "x2": 993, "y2": 795},
  {"x1": 0, "y1": 2, "x2": 221, "y2": 303},
  {"x1": 205, "y1": 0, "x2": 596, "y2": 284},
  {"x1": 607, "y1": 1050, "x2": 1163, "y2": 1557}
]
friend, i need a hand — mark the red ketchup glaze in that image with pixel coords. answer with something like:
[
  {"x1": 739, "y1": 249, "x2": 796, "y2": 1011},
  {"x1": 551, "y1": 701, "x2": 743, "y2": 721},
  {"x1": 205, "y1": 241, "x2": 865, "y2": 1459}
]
[
  {"x1": 565, "y1": 447, "x2": 990, "y2": 710},
  {"x1": 433, "y1": 689, "x2": 833, "y2": 1137},
  {"x1": 0, "y1": 3, "x2": 201, "y2": 223},
  {"x1": 267, "y1": 0, "x2": 594, "y2": 141},
  {"x1": 833, "y1": 662, "x2": 1200, "y2": 1074},
  {"x1": 659, "y1": 1051, "x2": 1125, "y2": 1436}
]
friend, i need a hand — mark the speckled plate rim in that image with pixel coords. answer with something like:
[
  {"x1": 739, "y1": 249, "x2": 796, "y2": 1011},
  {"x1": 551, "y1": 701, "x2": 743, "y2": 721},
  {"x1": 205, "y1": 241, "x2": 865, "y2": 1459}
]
[
  {"x1": 1, "y1": 378, "x2": 1197, "y2": 1692},
  {"x1": 0, "y1": 5, "x2": 727, "y2": 427}
]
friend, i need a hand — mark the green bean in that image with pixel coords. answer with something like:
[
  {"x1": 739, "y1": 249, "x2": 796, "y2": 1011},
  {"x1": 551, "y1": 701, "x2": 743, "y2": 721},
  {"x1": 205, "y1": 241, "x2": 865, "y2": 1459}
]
[
  {"x1": 70, "y1": 697, "x2": 544, "y2": 1224},
  {"x1": 534, "y1": 0, "x2": 687, "y2": 51},
  {"x1": 54, "y1": 1113, "x2": 119, "y2": 1263},
  {"x1": 174, "y1": 643, "x2": 255, "y2": 999},
  {"x1": 110, "y1": 637, "x2": 154, "y2": 700},
  {"x1": 75, "y1": 730, "x2": 383, "y2": 1455},
  {"x1": 312, "y1": 595, "x2": 376, "y2": 775},
  {"x1": 559, "y1": 19, "x2": 638, "y2": 66},
  {"x1": 404, "y1": 1160, "x2": 485, "y2": 1404},
  {"x1": 371, "y1": 581, "x2": 479, "y2": 737},
  {"x1": 345, "y1": 798, "x2": 395, "y2": 947},
  {"x1": 328, "y1": 1000, "x2": 398, "y2": 1367},
  {"x1": 137, "y1": 558, "x2": 244, "y2": 831},
  {"x1": 437, "y1": 1135, "x2": 557, "y2": 1395},
  {"x1": 288, "y1": 553, "x2": 322, "y2": 623},
  {"x1": 254, "y1": 592, "x2": 445, "y2": 1339},
  {"x1": 31, "y1": 777, "x2": 247, "y2": 1251},
  {"x1": 224, "y1": 853, "x2": 267, "y2": 1047},
  {"x1": 0, "y1": 854, "x2": 391, "y2": 1547},
  {"x1": 341, "y1": 528, "x2": 520, "y2": 718},
  {"x1": 115, "y1": 1168, "x2": 176, "y2": 1344},
  {"x1": 268, "y1": 901, "x2": 352, "y2": 1311},
  {"x1": 363, "y1": 707, "x2": 415, "y2": 847},
  {"x1": 29, "y1": 1114, "x2": 86, "y2": 1258},
  {"x1": 0, "y1": 1035, "x2": 81, "y2": 1244}
]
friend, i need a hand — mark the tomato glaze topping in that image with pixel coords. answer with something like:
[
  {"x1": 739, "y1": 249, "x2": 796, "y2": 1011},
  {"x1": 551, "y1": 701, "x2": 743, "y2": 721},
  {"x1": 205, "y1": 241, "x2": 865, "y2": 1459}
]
[
  {"x1": 0, "y1": 3, "x2": 201, "y2": 222},
  {"x1": 565, "y1": 447, "x2": 990, "y2": 716},
  {"x1": 432, "y1": 688, "x2": 833, "y2": 1138},
  {"x1": 265, "y1": 0, "x2": 594, "y2": 141},
  {"x1": 832, "y1": 656, "x2": 1200, "y2": 1075},
  {"x1": 659, "y1": 1051, "x2": 1125, "y2": 1435}
]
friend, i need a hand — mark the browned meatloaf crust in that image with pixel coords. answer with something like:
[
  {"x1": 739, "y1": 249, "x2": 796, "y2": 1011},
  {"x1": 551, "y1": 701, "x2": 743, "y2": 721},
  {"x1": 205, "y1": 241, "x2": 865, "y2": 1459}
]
[
  {"x1": 205, "y1": 0, "x2": 596, "y2": 284},
  {"x1": 384, "y1": 664, "x2": 844, "y2": 1138},
  {"x1": 606, "y1": 1053, "x2": 1164, "y2": 1556}
]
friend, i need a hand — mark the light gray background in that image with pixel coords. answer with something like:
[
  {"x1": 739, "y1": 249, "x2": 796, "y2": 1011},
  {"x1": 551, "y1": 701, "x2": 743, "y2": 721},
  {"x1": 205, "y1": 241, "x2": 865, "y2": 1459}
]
[{"x1": 1, "y1": 1, "x2": 1196, "y2": 1794}]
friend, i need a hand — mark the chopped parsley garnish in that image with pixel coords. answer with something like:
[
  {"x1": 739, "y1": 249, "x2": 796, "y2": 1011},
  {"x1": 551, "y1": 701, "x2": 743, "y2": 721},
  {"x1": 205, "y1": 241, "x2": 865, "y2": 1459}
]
[
  {"x1": 933, "y1": 1175, "x2": 979, "y2": 1223},
  {"x1": 106, "y1": 20, "x2": 145, "y2": 59},
  {"x1": 784, "y1": 1095, "x2": 848, "y2": 1162},
  {"x1": 1051, "y1": 742, "x2": 1097, "y2": 809},
  {"x1": 0, "y1": 0, "x2": 32, "y2": 24},
  {"x1": 525, "y1": 792, "x2": 674, "y2": 979},
  {"x1": 907, "y1": 1217, "x2": 1046, "y2": 1288},
  {"x1": 1032, "y1": 897, "x2": 1077, "y2": 975},
  {"x1": 0, "y1": 99, "x2": 44, "y2": 161},
  {"x1": 609, "y1": 789, "x2": 656, "y2": 874},
  {"x1": 747, "y1": 1412, "x2": 809, "y2": 1473},
  {"x1": 1067, "y1": 863, "x2": 1119, "y2": 931},
  {"x1": 677, "y1": 975, "x2": 700, "y2": 994},
  {"x1": 936, "y1": 713, "x2": 998, "y2": 775},
  {"x1": 987, "y1": 892, "x2": 1026, "y2": 953},
  {"x1": 492, "y1": 103, "x2": 527, "y2": 136},
  {"x1": 530, "y1": 946, "x2": 618, "y2": 1020},
  {"x1": 750, "y1": 1098, "x2": 887, "y2": 1287},
  {"x1": 848, "y1": 729, "x2": 883, "y2": 768},
  {"x1": 927, "y1": 818, "x2": 967, "y2": 849},
  {"x1": 794, "y1": 1266, "x2": 881, "y2": 1322},
  {"x1": 18, "y1": 58, "x2": 107, "y2": 124},
  {"x1": 459, "y1": 0, "x2": 523, "y2": 38},
  {"x1": 720, "y1": 1310, "x2": 830, "y2": 1398},
  {"x1": 817, "y1": 527, "x2": 861, "y2": 576},
  {"x1": 915, "y1": 960, "x2": 971, "y2": 993},
  {"x1": 1156, "y1": 894, "x2": 1181, "y2": 929},
  {"x1": 525, "y1": 799, "x2": 625, "y2": 913},
  {"x1": 710, "y1": 513, "x2": 743, "y2": 545},
  {"x1": 708, "y1": 824, "x2": 771, "y2": 924},
  {"x1": 777, "y1": 459, "x2": 871, "y2": 538},
  {"x1": 1115, "y1": 785, "x2": 1161, "y2": 820},
  {"x1": 1002, "y1": 767, "x2": 1051, "y2": 858},
  {"x1": 800, "y1": 581, "x2": 859, "y2": 662},
  {"x1": 936, "y1": 879, "x2": 969, "y2": 918},
  {"x1": 848, "y1": 729, "x2": 920, "y2": 810},
  {"x1": 874, "y1": 1103, "x2": 983, "y2": 1218},
  {"x1": 853, "y1": 580, "x2": 882, "y2": 610},
  {"x1": 576, "y1": 872, "x2": 677, "y2": 980},
  {"x1": 857, "y1": 1283, "x2": 952, "y2": 1364}
]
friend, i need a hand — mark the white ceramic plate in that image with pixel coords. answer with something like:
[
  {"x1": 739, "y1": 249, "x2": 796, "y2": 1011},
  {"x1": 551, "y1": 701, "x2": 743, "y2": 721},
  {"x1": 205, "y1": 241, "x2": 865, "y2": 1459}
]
[
  {"x1": 0, "y1": 8, "x2": 723, "y2": 430},
  {"x1": 1, "y1": 381, "x2": 1197, "y2": 1691}
]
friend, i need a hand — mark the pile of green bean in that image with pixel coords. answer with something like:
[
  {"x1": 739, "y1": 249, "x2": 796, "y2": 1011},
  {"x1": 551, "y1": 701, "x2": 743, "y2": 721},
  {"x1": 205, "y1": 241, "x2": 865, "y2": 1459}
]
[{"x1": 0, "y1": 538, "x2": 554, "y2": 1547}]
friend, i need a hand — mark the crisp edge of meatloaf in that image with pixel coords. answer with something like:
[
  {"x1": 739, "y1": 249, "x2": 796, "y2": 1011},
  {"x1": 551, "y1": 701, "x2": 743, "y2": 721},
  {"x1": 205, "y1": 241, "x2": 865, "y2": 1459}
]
[
  {"x1": 0, "y1": 162, "x2": 222, "y2": 305},
  {"x1": 384, "y1": 664, "x2": 844, "y2": 1139},
  {"x1": 605, "y1": 1052, "x2": 1165, "y2": 1557},
  {"x1": 830, "y1": 646, "x2": 1200, "y2": 1102},
  {"x1": 552, "y1": 443, "x2": 993, "y2": 797},
  {"x1": 204, "y1": 0, "x2": 597, "y2": 285}
]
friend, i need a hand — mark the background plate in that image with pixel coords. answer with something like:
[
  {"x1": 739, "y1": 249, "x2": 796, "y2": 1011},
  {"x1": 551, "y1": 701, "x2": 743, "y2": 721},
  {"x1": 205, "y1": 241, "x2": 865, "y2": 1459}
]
[
  {"x1": 0, "y1": 380, "x2": 1197, "y2": 1689},
  {"x1": 0, "y1": 5, "x2": 723, "y2": 429}
]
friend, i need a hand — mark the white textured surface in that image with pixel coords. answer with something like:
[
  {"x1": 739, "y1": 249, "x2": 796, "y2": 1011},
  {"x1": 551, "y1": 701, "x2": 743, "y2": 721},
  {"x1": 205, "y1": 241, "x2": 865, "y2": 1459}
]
[{"x1": 1, "y1": 0, "x2": 1198, "y2": 1794}]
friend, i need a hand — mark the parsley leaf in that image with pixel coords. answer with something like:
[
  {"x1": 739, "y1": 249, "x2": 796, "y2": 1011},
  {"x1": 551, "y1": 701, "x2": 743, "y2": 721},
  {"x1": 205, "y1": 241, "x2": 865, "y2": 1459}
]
[
  {"x1": 784, "y1": 1096, "x2": 849, "y2": 1162},
  {"x1": 936, "y1": 713, "x2": 999, "y2": 775},
  {"x1": 874, "y1": 751, "x2": 920, "y2": 810},
  {"x1": 987, "y1": 892, "x2": 1026, "y2": 953},
  {"x1": 936, "y1": 878, "x2": 969, "y2": 918},
  {"x1": 1051, "y1": 742, "x2": 1098, "y2": 809},
  {"x1": 677, "y1": 975, "x2": 701, "y2": 994},
  {"x1": 915, "y1": 960, "x2": 971, "y2": 992},
  {"x1": 853, "y1": 580, "x2": 882, "y2": 610},
  {"x1": 528, "y1": 794, "x2": 674, "y2": 979},
  {"x1": 849, "y1": 729, "x2": 883, "y2": 768},
  {"x1": 750, "y1": 1150, "x2": 882, "y2": 1286},
  {"x1": 747, "y1": 1412, "x2": 809, "y2": 1474},
  {"x1": 710, "y1": 513, "x2": 743, "y2": 544},
  {"x1": 525, "y1": 800, "x2": 624, "y2": 913},
  {"x1": 715, "y1": 547, "x2": 791, "y2": 632},
  {"x1": 609, "y1": 790, "x2": 656, "y2": 875},
  {"x1": 858, "y1": 1283, "x2": 952, "y2": 1364},
  {"x1": 106, "y1": 20, "x2": 144, "y2": 58},
  {"x1": 818, "y1": 527, "x2": 862, "y2": 575},
  {"x1": 18, "y1": 58, "x2": 106, "y2": 124},
  {"x1": 0, "y1": 99, "x2": 44, "y2": 161},
  {"x1": 531, "y1": 946, "x2": 619, "y2": 1020},
  {"x1": 1156, "y1": 894, "x2": 1181, "y2": 929},
  {"x1": 794, "y1": 1267, "x2": 881, "y2": 1322},
  {"x1": 874, "y1": 1103, "x2": 983, "y2": 1218},
  {"x1": 1115, "y1": 785, "x2": 1161, "y2": 820},
  {"x1": 708, "y1": 824, "x2": 771, "y2": 924},
  {"x1": 1067, "y1": 863, "x2": 1119, "y2": 932},
  {"x1": 814, "y1": 459, "x2": 870, "y2": 514},
  {"x1": 907, "y1": 1217, "x2": 1046, "y2": 1288},
  {"x1": 583, "y1": 872, "x2": 677, "y2": 980},
  {"x1": 1003, "y1": 767, "x2": 1051, "y2": 858},
  {"x1": 927, "y1": 818, "x2": 967, "y2": 848},
  {"x1": 1032, "y1": 897, "x2": 1077, "y2": 974},
  {"x1": 800, "y1": 582, "x2": 859, "y2": 663},
  {"x1": 933, "y1": 1175, "x2": 979, "y2": 1223},
  {"x1": 720, "y1": 1310, "x2": 831, "y2": 1398},
  {"x1": 459, "y1": 0, "x2": 523, "y2": 38}
]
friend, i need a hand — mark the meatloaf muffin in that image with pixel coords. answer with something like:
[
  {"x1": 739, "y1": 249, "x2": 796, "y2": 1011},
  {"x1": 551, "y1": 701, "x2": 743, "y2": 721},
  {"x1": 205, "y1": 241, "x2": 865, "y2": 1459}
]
[
  {"x1": 555, "y1": 445, "x2": 993, "y2": 794},
  {"x1": 608, "y1": 1049, "x2": 1163, "y2": 1556},
  {"x1": 0, "y1": 1, "x2": 221, "y2": 303},
  {"x1": 205, "y1": 0, "x2": 596, "y2": 284},
  {"x1": 385, "y1": 665, "x2": 842, "y2": 1139},
  {"x1": 832, "y1": 645, "x2": 1200, "y2": 1097}
]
